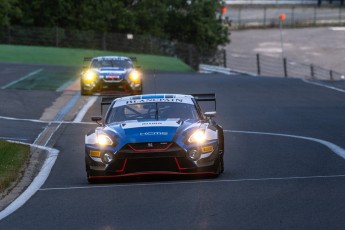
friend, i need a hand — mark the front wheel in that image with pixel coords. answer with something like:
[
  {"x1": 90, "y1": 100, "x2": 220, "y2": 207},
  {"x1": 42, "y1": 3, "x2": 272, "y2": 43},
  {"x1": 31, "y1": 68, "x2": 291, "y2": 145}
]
[
  {"x1": 86, "y1": 171, "x2": 100, "y2": 184},
  {"x1": 81, "y1": 87, "x2": 93, "y2": 96},
  {"x1": 219, "y1": 154, "x2": 224, "y2": 173}
]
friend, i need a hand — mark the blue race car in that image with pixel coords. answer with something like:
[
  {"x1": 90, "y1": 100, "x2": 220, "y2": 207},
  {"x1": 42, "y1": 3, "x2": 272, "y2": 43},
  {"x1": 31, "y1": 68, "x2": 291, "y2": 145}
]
[
  {"x1": 80, "y1": 56, "x2": 142, "y2": 95},
  {"x1": 85, "y1": 94, "x2": 224, "y2": 183}
]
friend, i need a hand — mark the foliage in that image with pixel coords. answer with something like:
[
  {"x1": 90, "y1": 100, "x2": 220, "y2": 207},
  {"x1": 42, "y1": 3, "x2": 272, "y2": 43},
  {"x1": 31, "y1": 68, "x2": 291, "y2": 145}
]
[
  {"x1": 5, "y1": 0, "x2": 229, "y2": 54},
  {"x1": 0, "y1": 0, "x2": 21, "y2": 27},
  {"x1": 0, "y1": 140, "x2": 29, "y2": 192}
]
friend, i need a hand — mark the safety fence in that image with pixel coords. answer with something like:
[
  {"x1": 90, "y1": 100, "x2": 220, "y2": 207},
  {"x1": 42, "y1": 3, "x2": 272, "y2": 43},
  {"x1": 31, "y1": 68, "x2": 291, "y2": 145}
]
[
  {"x1": 225, "y1": 6, "x2": 345, "y2": 29},
  {"x1": 0, "y1": 26, "x2": 225, "y2": 69},
  {"x1": 225, "y1": 52, "x2": 344, "y2": 80},
  {"x1": 225, "y1": 0, "x2": 344, "y2": 5}
]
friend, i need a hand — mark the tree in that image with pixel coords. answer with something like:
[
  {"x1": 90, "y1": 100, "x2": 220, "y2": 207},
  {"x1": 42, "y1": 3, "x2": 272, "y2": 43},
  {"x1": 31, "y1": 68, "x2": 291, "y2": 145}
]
[
  {"x1": 8, "y1": 0, "x2": 230, "y2": 55},
  {"x1": 0, "y1": 0, "x2": 21, "y2": 27},
  {"x1": 165, "y1": 0, "x2": 229, "y2": 54}
]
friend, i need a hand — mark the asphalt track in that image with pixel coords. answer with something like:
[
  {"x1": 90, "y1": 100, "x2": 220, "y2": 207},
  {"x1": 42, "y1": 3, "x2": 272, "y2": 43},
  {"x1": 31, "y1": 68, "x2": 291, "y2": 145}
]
[{"x1": 2, "y1": 65, "x2": 345, "y2": 229}]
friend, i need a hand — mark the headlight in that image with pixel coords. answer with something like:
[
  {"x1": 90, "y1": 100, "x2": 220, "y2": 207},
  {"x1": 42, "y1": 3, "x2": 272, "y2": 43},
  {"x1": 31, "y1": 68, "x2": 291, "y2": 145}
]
[
  {"x1": 188, "y1": 130, "x2": 206, "y2": 144},
  {"x1": 97, "y1": 133, "x2": 113, "y2": 146},
  {"x1": 83, "y1": 70, "x2": 97, "y2": 83},
  {"x1": 129, "y1": 70, "x2": 141, "y2": 83}
]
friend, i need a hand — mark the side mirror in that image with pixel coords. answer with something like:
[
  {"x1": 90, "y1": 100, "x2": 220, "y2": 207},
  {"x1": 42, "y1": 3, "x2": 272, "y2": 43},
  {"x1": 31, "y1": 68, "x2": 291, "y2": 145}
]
[
  {"x1": 91, "y1": 116, "x2": 103, "y2": 126},
  {"x1": 204, "y1": 111, "x2": 216, "y2": 118}
]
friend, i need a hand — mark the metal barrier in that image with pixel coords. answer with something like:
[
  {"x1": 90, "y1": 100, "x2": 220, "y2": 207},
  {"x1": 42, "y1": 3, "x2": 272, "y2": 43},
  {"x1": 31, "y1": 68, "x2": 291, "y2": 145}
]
[
  {"x1": 224, "y1": 52, "x2": 345, "y2": 80},
  {"x1": 225, "y1": 0, "x2": 344, "y2": 5}
]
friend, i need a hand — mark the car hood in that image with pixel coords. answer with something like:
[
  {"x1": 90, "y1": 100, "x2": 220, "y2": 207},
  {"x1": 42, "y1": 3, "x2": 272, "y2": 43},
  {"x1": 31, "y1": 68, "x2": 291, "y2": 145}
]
[
  {"x1": 106, "y1": 119, "x2": 198, "y2": 143},
  {"x1": 93, "y1": 68, "x2": 128, "y2": 77}
]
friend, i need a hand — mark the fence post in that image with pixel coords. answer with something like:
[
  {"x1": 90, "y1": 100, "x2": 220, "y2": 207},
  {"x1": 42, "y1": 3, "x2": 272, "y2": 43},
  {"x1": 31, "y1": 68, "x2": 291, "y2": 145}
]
[
  {"x1": 238, "y1": 7, "x2": 242, "y2": 28},
  {"x1": 263, "y1": 7, "x2": 267, "y2": 26},
  {"x1": 55, "y1": 27, "x2": 59, "y2": 47},
  {"x1": 313, "y1": 7, "x2": 317, "y2": 26},
  {"x1": 102, "y1": 32, "x2": 107, "y2": 50},
  {"x1": 310, "y1": 64, "x2": 315, "y2": 79},
  {"x1": 291, "y1": 7, "x2": 295, "y2": 26},
  {"x1": 188, "y1": 44, "x2": 193, "y2": 68},
  {"x1": 256, "y1": 53, "x2": 261, "y2": 75},
  {"x1": 223, "y1": 49, "x2": 227, "y2": 68},
  {"x1": 7, "y1": 26, "x2": 11, "y2": 44},
  {"x1": 330, "y1": 70, "x2": 333, "y2": 81},
  {"x1": 339, "y1": 7, "x2": 342, "y2": 23},
  {"x1": 283, "y1": 58, "x2": 288, "y2": 78}
]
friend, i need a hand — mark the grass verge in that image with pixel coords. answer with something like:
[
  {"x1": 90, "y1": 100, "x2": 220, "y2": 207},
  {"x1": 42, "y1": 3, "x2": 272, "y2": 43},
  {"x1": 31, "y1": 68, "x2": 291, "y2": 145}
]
[
  {"x1": 0, "y1": 140, "x2": 30, "y2": 193},
  {"x1": 0, "y1": 44, "x2": 193, "y2": 72}
]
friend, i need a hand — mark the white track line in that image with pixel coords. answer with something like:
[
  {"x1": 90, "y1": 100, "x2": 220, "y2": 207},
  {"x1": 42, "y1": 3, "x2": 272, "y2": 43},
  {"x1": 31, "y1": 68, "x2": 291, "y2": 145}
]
[
  {"x1": 39, "y1": 174, "x2": 345, "y2": 192},
  {"x1": 0, "y1": 115, "x2": 94, "y2": 125},
  {"x1": 303, "y1": 79, "x2": 345, "y2": 93},
  {"x1": 0, "y1": 137, "x2": 30, "y2": 141},
  {"x1": 329, "y1": 27, "x2": 345, "y2": 31},
  {"x1": 1, "y1": 69, "x2": 43, "y2": 89},
  {"x1": 0, "y1": 142, "x2": 59, "y2": 221},
  {"x1": 38, "y1": 130, "x2": 345, "y2": 192},
  {"x1": 225, "y1": 130, "x2": 345, "y2": 160},
  {"x1": 73, "y1": 96, "x2": 98, "y2": 122}
]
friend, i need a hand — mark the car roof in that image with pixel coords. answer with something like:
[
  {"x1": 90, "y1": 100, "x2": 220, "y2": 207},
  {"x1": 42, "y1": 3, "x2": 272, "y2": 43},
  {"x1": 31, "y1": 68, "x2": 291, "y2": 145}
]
[
  {"x1": 117, "y1": 94, "x2": 194, "y2": 101},
  {"x1": 110, "y1": 94, "x2": 195, "y2": 107}
]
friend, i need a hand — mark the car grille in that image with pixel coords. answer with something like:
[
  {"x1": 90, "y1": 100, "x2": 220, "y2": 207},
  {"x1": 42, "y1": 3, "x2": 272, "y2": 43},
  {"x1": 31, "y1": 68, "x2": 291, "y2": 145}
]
[{"x1": 116, "y1": 142, "x2": 185, "y2": 158}]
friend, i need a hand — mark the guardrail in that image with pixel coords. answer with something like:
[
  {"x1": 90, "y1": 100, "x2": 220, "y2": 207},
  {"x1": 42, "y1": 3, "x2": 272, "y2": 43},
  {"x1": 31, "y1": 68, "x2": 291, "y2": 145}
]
[
  {"x1": 223, "y1": 52, "x2": 345, "y2": 80},
  {"x1": 225, "y1": 0, "x2": 344, "y2": 5},
  {"x1": 226, "y1": 0, "x2": 317, "y2": 5},
  {"x1": 199, "y1": 64, "x2": 233, "y2": 75}
]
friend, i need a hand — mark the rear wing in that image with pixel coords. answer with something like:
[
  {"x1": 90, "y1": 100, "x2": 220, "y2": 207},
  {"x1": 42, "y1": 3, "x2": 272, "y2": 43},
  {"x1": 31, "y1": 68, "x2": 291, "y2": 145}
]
[
  {"x1": 84, "y1": 57, "x2": 93, "y2": 62},
  {"x1": 191, "y1": 93, "x2": 216, "y2": 111}
]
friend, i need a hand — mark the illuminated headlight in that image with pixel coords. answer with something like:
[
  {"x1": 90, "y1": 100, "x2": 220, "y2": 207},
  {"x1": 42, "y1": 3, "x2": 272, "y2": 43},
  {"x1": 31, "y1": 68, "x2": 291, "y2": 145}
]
[
  {"x1": 188, "y1": 130, "x2": 206, "y2": 144},
  {"x1": 83, "y1": 70, "x2": 97, "y2": 83},
  {"x1": 129, "y1": 70, "x2": 141, "y2": 83},
  {"x1": 97, "y1": 133, "x2": 113, "y2": 146},
  {"x1": 102, "y1": 152, "x2": 114, "y2": 164}
]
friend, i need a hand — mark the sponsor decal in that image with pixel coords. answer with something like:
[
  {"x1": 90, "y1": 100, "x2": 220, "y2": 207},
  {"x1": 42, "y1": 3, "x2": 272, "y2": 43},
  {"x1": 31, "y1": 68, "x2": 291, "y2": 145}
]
[
  {"x1": 126, "y1": 98, "x2": 183, "y2": 104},
  {"x1": 142, "y1": 122, "x2": 162, "y2": 126},
  {"x1": 106, "y1": 75, "x2": 119, "y2": 79},
  {"x1": 140, "y1": 132, "x2": 169, "y2": 136},
  {"x1": 122, "y1": 121, "x2": 180, "y2": 129}
]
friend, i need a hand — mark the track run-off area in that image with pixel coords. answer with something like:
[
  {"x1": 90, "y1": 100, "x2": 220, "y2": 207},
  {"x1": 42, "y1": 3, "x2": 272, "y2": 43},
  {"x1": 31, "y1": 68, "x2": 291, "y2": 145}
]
[{"x1": 1, "y1": 63, "x2": 345, "y2": 229}]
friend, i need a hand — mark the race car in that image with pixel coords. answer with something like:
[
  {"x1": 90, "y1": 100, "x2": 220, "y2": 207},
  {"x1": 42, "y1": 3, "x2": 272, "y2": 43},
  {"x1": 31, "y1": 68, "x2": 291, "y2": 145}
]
[
  {"x1": 85, "y1": 94, "x2": 224, "y2": 183},
  {"x1": 80, "y1": 56, "x2": 142, "y2": 95}
]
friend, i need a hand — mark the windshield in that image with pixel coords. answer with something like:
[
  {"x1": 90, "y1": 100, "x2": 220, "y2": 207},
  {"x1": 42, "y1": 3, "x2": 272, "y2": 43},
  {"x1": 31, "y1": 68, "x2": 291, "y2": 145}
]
[
  {"x1": 106, "y1": 102, "x2": 200, "y2": 123},
  {"x1": 91, "y1": 59, "x2": 132, "y2": 69}
]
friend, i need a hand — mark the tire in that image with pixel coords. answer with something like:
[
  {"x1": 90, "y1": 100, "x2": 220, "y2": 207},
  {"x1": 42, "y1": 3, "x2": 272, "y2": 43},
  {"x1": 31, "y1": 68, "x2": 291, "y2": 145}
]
[
  {"x1": 81, "y1": 81, "x2": 93, "y2": 95},
  {"x1": 212, "y1": 155, "x2": 223, "y2": 177},
  {"x1": 81, "y1": 88, "x2": 92, "y2": 96},
  {"x1": 220, "y1": 154, "x2": 224, "y2": 173},
  {"x1": 86, "y1": 171, "x2": 99, "y2": 184}
]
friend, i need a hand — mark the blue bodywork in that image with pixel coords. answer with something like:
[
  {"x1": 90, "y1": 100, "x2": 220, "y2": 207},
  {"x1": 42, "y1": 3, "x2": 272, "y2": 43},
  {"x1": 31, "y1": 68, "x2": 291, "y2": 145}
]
[{"x1": 85, "y1": 94, "x2": 224, "y2": 181}]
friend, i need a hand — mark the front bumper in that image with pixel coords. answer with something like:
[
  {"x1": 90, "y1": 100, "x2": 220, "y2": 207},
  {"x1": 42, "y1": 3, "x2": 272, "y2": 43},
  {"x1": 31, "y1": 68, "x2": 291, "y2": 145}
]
[
  {"x1": 82, "y1": 78, "x2": 142, "y2": 94},
  {"x1": 85, "y1": 142, "x2": 219, "y2": 178}
]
